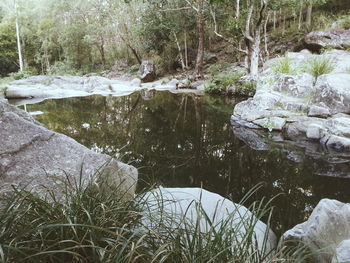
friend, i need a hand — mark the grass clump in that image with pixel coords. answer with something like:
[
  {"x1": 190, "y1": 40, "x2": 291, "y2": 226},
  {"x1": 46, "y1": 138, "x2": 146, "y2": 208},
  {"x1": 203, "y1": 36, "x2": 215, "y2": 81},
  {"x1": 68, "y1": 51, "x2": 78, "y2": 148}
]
[
  {"x1": 204, "y1": 72, "x2": 254, "y2": 96},
  {"x1": 0, "y1": 178, "x2": 316, "y2": 263},
  {"x1": 272, "y1": 55, "x2": 297, "y2": 75},
  {"x1": 302, "y1": 56, "x2": 335, "y2": 78}
]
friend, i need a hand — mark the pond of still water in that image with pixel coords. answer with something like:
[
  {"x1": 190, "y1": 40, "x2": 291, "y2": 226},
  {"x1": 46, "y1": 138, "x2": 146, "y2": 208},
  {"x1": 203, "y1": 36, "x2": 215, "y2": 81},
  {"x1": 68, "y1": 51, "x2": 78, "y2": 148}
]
[{"x1": 15, "y1": 90, "x2": 350, "y2": 235}]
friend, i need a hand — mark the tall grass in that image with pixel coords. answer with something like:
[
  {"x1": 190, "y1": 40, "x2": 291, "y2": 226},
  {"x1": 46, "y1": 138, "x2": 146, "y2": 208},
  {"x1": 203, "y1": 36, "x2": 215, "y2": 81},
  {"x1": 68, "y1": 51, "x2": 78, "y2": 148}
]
[
  {"x1": 272, "y1": 55, "x2": 297, "y2": 75},
  {"x1": 0, "y1": 177, "x2": 315, "y2": 262},
  {"x1": 302, "y1": 57, "x2": 335, "y2": 78}
]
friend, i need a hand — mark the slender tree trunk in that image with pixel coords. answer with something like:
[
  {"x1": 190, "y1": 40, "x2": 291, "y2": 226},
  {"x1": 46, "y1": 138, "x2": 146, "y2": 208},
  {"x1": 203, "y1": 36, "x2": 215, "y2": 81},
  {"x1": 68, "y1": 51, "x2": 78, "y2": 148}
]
[
  {"x1": 264, "y1": 12, "x2": 270, "y2": 60},
  {"x1": 306, "y1": 4, "x2": 313, "y2": 27},
  {"x1": 236, "y1": 0, "x2": 240, "y2": 19},
  {"x1": 15, "y1": 0, "x2": 24, "y2": 72},
  {"x1": 173, "y1": 32, "x2": 185, "y2": 71},
  {"x1": 273, "y1": 11, "x2": 276, "y2": 30},
  {"x1": 298, "y1": 4, "x2": 303, "y2": 30},
  {"x1": 250, "y1": 29, "x2": 261, "y2": 78},
  {"x1": 195, "y1": 0, "x2": 205, "y2": 75},
  {"x1": 184, "y1": 31, "x2": 188, "y2": 69}
]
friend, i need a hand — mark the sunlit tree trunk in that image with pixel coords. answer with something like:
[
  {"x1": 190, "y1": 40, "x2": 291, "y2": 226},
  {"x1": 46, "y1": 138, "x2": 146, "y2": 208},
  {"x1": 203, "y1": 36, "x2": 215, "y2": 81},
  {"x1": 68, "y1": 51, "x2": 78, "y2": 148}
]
[
  {"x1": 236, "y1": 0, "x2": 240, "y2": 19},
  {"x1": 14, "y1": 0, "x2": 24, "y2": 72}
]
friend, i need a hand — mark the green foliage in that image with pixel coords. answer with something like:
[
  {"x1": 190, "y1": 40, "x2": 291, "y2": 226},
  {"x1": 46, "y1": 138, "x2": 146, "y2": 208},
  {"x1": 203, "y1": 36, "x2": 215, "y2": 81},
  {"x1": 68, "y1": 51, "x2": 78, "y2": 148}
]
[
  {"x1": 48, "y1": 61, "x2": 83, "y2": 76},
  {"x1": 0, "y1": 178, "x2": 316, "y2": 263},
  {"x1": 302, "y1": 56, "x2": 335, "y2": 77},
  {"x1": 272, "y1": 55, "x2": 297, "y2": 75},
  {"x1": 205, "y1": 72, "x2": 244, "y2": 95},
  {"x1": 8, "y1": 67, "x2": 38, "y2": 80},
  {"x1": 0, "y1": 23, "x2": 18, "y2": 76},
  {"x1": 206, "y1": 61, "x2": 231, "y2": 75}
]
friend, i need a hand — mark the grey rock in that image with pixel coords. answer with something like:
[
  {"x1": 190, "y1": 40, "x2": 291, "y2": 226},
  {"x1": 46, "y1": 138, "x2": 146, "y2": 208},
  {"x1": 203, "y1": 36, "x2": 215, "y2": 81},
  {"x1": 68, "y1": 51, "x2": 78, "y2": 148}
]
[
  {"x1": 332, "y1": 240, "x2": 350, "y2": 263},
  {"x1": 253, "y1": 117, "x2": 286, "y2": 131},
  {"x1": 306, "y1": 29, "x2": 350, "y2": 49},
  {"x1": 233, "y1": 127, "x2": 270, "y2": 151},
  {"x1": 131, "y1": 78, "x2": 141, "y2": 87},
  {"x1": 313, "y1": 74, "x2": 350, "y2": 114},
  {"x1": 0, "y1": 101, "x2": 138, "y2": 200},
  {"x1": 167, "y1": 78, "x2": 179, "y2": 88},
  {"x1": 326, "y1": 135, "x2": 350, "y2": 150},
  {"x1": 326, "y1": 115, "x2": 350, "y2": 138},
  {"x1": 308, "y1": 105, "x2": 331, "y2": 118},
  {"x1": 274, "y1": 73, "x2": 315, "y2": 98},
  {"x1": 306, "y1": 123, "x2": 325, "y2": 140},
  {"x1": 140, "y1": 187, "x2": 277, "y2": 253},
  {"x1": 283, "y1": 199, "x2": 350, "y2": 263},
  {"x1": 139, "y1": 60, "x2": 157, "y2": 82}
]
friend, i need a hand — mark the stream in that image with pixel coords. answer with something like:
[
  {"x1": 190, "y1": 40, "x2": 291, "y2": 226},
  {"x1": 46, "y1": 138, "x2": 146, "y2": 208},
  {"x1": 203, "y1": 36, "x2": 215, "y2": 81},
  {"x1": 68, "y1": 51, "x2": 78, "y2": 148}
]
[{"x1": 12, "y1": 90, "x2": 350, "y2": 235}]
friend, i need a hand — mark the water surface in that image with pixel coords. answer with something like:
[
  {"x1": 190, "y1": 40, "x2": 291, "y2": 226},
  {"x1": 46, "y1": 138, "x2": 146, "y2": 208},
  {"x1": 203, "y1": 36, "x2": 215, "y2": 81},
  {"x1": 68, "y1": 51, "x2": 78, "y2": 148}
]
[{"x1": 17, "y1": 91, "x2": 350, "y2": 235}]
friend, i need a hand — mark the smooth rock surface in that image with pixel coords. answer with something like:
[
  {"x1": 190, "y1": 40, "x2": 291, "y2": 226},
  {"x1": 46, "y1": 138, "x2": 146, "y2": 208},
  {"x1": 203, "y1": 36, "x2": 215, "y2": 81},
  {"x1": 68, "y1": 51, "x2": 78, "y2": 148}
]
[
  {"x1": 139, "y1": 187, "x2": 277, "y2": 253},
  {"x1": 0, "y1": 101, "x2": 138, "y2": 199},
  {"x1": 313, "y1": 74, "x2": 350, "y2": 114},
  {"x1": 332, "y1": 240, "x2": 350, "y2": 263},
  {"x1": 306, "y1": 29, "x2": 350, "y2": 49},
  {"x1": 283, "y1": 199, "x2": 350, "y2": 263}
]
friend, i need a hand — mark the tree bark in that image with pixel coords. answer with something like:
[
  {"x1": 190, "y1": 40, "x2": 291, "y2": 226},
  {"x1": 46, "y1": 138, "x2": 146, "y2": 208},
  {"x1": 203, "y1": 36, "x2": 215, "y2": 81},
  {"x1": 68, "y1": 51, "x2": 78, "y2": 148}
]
[
  {"x1": 236, "y1": 0, "x2": 240, "y2": 19},
  {"x1": 173, "y1": 32, "x2": 185, "y2": 71},
  {"x1": 306, "y1": 4, "x2": 313, "y2": 27},
  {"x1": 195, "y1": 0, "x2": 205, "y2": 75},
  {"x1": 15, "y1": 0, "x2": 24, "y2": 72},
  {"x1": 250, "y1": 29, "x2": 261, "y2": 78}
]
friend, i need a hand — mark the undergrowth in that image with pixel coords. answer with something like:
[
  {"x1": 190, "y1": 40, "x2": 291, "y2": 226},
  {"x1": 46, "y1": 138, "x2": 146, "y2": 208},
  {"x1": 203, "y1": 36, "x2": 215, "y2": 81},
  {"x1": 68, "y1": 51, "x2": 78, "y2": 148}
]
[{"x1": 0, "y1": 176, "x2": 316, "y2": 263}]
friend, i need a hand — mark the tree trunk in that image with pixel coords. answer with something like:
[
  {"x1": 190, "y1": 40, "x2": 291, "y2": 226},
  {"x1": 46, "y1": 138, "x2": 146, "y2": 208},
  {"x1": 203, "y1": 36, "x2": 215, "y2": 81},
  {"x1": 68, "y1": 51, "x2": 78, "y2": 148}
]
[
  {"x1": 236, "y1": 0, "x2": 240, "y2": 19},
  {"x1": 298, "y1": 4, "x2": 303, "y2": 30},
  {"x1": 250, "y1": 29, "x2": 260, "y2": 79},
  {"x1": 306, "y1": 4, "x2": 313, "y2": 27},
  {"x1": 15, "y1": 0, "x2": 24, "y2": 72},
  {"x1": 173, "y1": 32, "x2": 185, "y2": 71},
  {"x1": 195, "y1": 0, "x2": 205, "y2": 75},
  {"x1": 184, "y1": 31, "x2": 188, "y2": 69}
]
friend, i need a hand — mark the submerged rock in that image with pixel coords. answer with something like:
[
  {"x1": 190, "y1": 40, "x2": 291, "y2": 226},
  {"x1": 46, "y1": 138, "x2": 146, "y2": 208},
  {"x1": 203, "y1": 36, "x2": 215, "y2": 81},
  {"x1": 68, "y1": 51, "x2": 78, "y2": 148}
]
[
  {"x1": 0, "y1": 100, "x2": 138, "y2": 200},
  {"x1": 139, "y1": 187, "x2": 277, "y2": 254},
  {"x1": 283, "y1": 199, "x2": 350, "y2": 263}
]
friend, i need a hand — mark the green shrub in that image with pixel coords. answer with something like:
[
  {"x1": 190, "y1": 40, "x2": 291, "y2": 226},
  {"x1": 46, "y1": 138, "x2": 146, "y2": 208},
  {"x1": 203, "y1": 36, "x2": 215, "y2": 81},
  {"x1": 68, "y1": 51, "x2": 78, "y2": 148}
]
[
  {"x1": 206, "y1": 61, "x2": 231, "y2": 75},
  {"x1": 272, "y1": 55, "x2": 297, "y2": 75},
  {"x1": 48, "y1": 61, "x2": 83, "y2": 76},
  {"x1": 302, "y1": 56, "x2": 335, "y2": 77},
  {"x1": 8, "y1": 67, "x2": 38, "y2": 80},
  {"x1": 205, "y1": 72, "x2": 244, "y2": 95}
]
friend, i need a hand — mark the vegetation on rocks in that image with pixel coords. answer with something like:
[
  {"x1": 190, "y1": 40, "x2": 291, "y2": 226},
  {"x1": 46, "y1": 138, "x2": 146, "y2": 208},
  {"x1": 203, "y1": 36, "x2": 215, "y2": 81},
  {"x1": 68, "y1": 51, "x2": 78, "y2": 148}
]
[{"x1": 0, "y1": 178, "x2": 315, "y2": 263}]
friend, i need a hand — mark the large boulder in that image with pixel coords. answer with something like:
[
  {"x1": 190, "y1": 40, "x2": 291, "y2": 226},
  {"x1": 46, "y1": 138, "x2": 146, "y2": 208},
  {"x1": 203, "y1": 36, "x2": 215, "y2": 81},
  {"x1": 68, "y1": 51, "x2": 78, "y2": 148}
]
[
  {"x1": 0, "y1": 101, "x2": 138, "y2": 200},
  {"x1": 274, "y1": 73, "x2": 315, "y2": 98},
  {"x1": 139, "y1": 187, "x2": 277, "y2": 254},
  {"x1": 312, "y1": 74, "x2": 350, "y2": 114},
  {"x1": 283, "y1": 199, "x2": 350, "y2": 263},
  {"x1": 306, "y1": 30, "x2": 350, "y2": 50},
  {"x1": 139, "y1": 60, "x2": 157, "y2": 82},
  {"x1": 5, "y1": 75, "x2": 142, "y2": 100}
]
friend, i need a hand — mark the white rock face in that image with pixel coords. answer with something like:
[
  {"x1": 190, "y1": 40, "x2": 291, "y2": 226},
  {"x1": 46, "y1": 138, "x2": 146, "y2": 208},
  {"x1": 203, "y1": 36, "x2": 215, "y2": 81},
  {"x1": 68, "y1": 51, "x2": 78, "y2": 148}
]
[
  {"x1": 332, "y1": 240, "x2": 350, "y2": 263},
  {"x1": 283, "y1": 199, "x2": 350, "y2": 263},
  {"x1": 139, "y1": 187, "x2": 277, "y2": 254},
  {"x1": 274, "y1": 73, "x2": 315, "y2": 98},
  {"x1": 313, "y1": 74, "x2": 350, "y2": 114}
]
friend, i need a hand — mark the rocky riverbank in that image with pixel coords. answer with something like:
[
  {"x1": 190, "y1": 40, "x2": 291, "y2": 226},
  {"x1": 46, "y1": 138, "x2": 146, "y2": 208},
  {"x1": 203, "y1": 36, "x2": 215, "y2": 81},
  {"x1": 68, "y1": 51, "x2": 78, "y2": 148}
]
[
  {"x1": 0, "y1": 100, "x2": 138, "y2": 200},
  {"x1": 232, "y1": 49, "x2": 350, "y2": 151}
]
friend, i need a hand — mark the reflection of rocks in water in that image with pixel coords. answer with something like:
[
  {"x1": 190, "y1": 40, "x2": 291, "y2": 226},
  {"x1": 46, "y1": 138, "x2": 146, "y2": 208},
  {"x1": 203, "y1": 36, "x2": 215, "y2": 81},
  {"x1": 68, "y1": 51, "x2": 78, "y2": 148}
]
[
  {"x1": 232, "y1": 120, "x2": 350, "y2": 178},
  {"x1": 140, "y1": 88, "x2": 156, "y2": 100}
]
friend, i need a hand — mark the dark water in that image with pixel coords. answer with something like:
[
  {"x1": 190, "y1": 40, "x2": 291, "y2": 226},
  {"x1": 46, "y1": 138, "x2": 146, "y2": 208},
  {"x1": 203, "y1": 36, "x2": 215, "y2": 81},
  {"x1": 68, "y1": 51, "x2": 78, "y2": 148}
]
[{"x1": 16, "y1": 91, "x2": 350, "y2": 235}]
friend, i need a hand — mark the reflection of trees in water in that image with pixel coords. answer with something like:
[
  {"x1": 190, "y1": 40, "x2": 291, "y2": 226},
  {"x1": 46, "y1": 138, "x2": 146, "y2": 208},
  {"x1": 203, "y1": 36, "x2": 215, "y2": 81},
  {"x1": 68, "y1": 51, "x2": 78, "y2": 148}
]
[{"x1": 29, "y1": 92, "x2": 350, "y2": 235}]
